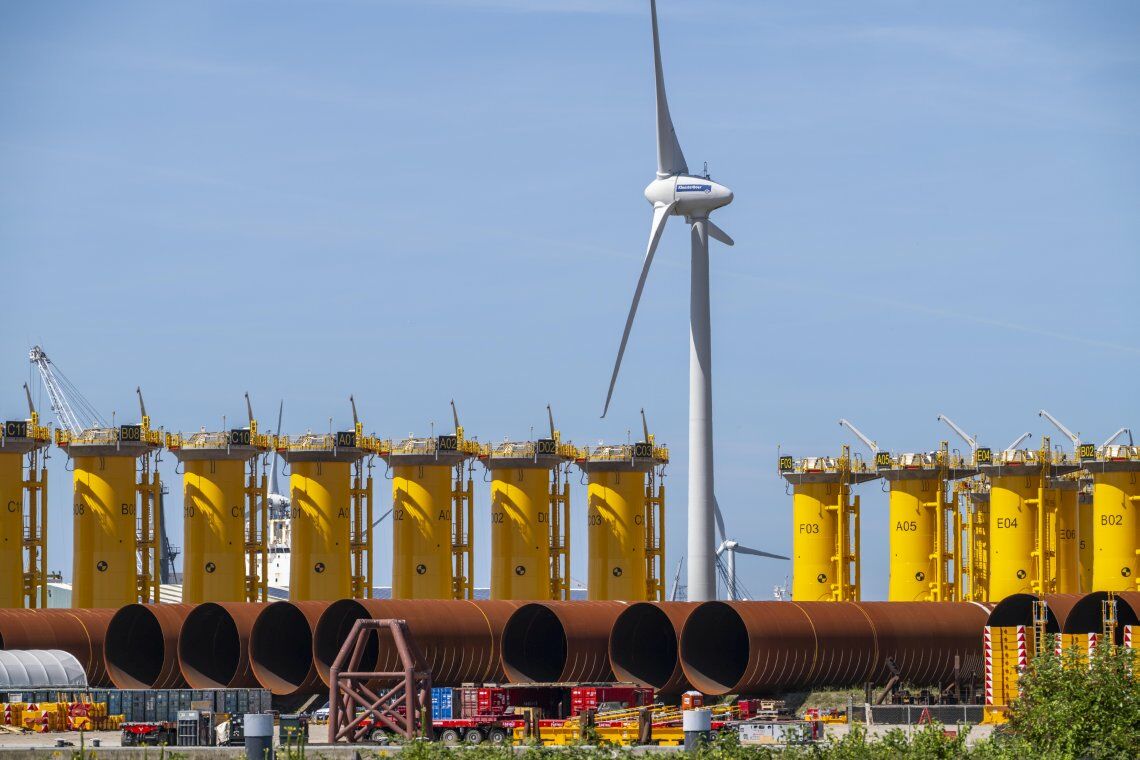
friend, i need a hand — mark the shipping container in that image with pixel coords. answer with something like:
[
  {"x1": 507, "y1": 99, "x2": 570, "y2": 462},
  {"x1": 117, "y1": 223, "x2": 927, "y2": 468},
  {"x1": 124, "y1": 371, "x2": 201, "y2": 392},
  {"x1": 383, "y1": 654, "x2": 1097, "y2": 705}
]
[{"x1": 431, "y1": 688, "x2": 454, "y2": 720}]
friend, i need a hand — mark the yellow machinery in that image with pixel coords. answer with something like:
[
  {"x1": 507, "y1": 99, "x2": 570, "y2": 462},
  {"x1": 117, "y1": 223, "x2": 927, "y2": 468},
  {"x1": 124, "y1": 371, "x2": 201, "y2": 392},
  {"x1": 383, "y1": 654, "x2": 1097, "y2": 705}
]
[
  {"x1": 511, "y1": 702, "x2": 753, "y2": 747},
  {"x1": 57, "y1": 388, "x2": 164, "y2": 608},
  {"x1": 1080, "y1": 433, "x2": 1140, "y2": 591},
  {"x1": 0, "y1": 385, "x2": 52, "y2": 607},
  {"x1": 874, "y1": 443, "x2": 974, "y2": 602},
  {"x1": 167, "y1": 394, "x2": 270, "y2": 603},
  {"x1": 779, "y1": 445, "x2": 876, "y2": 601},
  {"x1": 1035, "y1": 411, "x2": 1087, "y2": 593},
  {"x1": 481, "y1": 406, "x2": 579, "y2": 600},
  {"x1": 379, "y1": 401, "x2": 482, "y2": 599},
  {"x1": 277, "y1": 397, "x2": 378, "y2": 601},
  {"x1": 576, "y1": 410, "x2": 669, "y2": 601},
  {"x1": 977, "y1": 435, "x2": 1081, "y2": 600}
]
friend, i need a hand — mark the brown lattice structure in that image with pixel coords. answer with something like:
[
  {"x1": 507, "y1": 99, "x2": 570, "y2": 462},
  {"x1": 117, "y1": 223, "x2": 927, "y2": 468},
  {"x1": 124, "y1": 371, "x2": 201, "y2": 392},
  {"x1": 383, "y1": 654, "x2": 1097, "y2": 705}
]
[{"x1": 328, "y1": 619, "x2": 433, "y2": 744}]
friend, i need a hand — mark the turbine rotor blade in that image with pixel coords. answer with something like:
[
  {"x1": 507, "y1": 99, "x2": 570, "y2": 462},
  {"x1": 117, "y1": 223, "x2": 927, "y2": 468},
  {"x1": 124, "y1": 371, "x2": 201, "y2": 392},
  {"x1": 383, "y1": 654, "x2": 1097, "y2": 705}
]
[
  {"x1": 650, "y1": 0, "x2": 687, "y2": 177},
  {"x1": 707, "y1": 219, "x2": 734, "y2": 247},
  {"x1": 735, "y1": 544, "x2": 790, "y2": 561},
  {"x1": 602, "y1": 201, "x2": 676, "y2": 417},
  {"x1": 713, "y1": 493, "x2": 727, "y2": 544}
]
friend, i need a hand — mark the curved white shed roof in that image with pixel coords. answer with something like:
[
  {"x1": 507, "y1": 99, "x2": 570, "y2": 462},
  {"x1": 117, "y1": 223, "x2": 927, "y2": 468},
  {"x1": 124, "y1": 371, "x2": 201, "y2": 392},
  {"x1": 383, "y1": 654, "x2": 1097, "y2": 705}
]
[{"x1": 0, "y1": 649, "x2": 87, "y2": 688}]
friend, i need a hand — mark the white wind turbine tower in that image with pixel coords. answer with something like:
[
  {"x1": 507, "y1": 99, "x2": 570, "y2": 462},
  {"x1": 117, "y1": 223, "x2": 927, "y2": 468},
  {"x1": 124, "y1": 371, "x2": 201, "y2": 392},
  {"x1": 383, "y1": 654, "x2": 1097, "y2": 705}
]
[{"x1": 602, "y1": 0, "x2": 735, "y2": 601}]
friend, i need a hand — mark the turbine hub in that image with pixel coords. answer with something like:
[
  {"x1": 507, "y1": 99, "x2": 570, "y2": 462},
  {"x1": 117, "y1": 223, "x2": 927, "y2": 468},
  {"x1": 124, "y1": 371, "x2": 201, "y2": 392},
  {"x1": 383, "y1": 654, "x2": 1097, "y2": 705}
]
[{"x1": 645, "y1": 175, "x2": 733, "y2": 217}]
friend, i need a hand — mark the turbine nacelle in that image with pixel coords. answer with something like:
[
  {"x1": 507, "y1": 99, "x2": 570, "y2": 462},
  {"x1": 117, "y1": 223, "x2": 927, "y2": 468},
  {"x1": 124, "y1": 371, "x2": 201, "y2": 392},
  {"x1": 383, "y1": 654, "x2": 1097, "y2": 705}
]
[{"x1": 645, "y1": 176, "x2": 733, "y2": 218}]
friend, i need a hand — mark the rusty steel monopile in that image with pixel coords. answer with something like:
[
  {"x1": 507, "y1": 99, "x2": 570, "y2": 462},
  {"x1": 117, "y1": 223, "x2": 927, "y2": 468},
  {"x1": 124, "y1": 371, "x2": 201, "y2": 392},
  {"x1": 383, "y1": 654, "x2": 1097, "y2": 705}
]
[
  {"x1": 314, "y1": 599, "x2": 523, "y2": 687},
  {"x1": 0, "y1": 608, "x2": 117, "y2": 686},
  {"x1": 855, "y1": 601, "x2": 993, "y2": 685},
  {"x1": 680, "y1": 600, "x2": 993, "y2": 695},
  {"x1": 501, "y1": 601, "x2": 628, "y2": 684},
  {"x1": 178, "y1": 601, "x2": 268, "y2": 689},
  {"x1": 249, "y1": 600, "x2": 332, "y2": 697},
  {"x1": 105, "y1": 603, "x2": 195, "y2": 689},
  {"x1": 608, "y1": 602, "x2": 697, "y2": 694}
]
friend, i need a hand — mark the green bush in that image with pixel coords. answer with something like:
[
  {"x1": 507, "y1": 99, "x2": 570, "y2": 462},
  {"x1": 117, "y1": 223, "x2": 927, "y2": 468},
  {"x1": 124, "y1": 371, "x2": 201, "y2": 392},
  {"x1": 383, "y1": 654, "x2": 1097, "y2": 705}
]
[{"x1": 1003, "y1": 642, "x2": 1140, "y2": 759}]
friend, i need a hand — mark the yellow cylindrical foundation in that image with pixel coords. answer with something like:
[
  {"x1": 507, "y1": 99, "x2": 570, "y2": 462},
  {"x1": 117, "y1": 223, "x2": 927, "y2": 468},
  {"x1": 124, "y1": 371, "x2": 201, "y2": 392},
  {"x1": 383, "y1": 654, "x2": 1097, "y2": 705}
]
[
  {"x1": 182, "y1": 459, "x2": 248, "y2": 603},
  {"x1": 586, "y1": 470, "x2": 647, "y2": 601},
  {"x1": 490, "y1": 468, "x2": 551, "y2": 600},
  {"x1": 289, "y1": 461, "x2": 352, "y2": 600},
  {"x1": 1078, "y1": 493, "x2": 1093, "y2": 593},
  {"x1": 391, "y1": 464, "x2": 454, "y2": 599},
  {"x1": 72, "y1": 455, "x2": 139, "y2": 608},
  {"x1": 1054, "y1": 487, "x2": 1080, "y2": 594},
  {"x1": 1091, "y1": 471, "x2": 1139, "y2": 591},
  {"x1": 987, "y1": 475, "x2": 1037, "y2": 600},
  {"x1": 0, "y1": 453, "x2": 24, "y2": 608},
  {"x1": 887, "y1": 478, "x2": 938, "y2": 601},
  {"x1": 792, "y1": 482, "x2": 838, "y2": 601}
]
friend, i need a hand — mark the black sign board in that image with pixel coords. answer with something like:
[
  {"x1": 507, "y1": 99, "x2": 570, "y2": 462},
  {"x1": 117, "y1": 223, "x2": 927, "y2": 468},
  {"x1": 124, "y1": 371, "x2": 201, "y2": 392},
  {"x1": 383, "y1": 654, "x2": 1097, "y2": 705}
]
[
  {"x1": 633, "y1": 441, "x2": 654, "y2": 459},
  {"x1": 874, "y1": 451, "x2": 892, "y2": 469},
  {"x1": 976, "y1": 447, "x2": 993, "y2": 466},
  {"x1": 535, "y1": 438, "x2": 557, "y2": 456},
  {"x1": 119, "y1": 424, "x2": 142, "y2": 442},
  {"x1": 1078, "y1": 443, "x2": 1097, "y2": 461},
  {"x1": 437, "y1": 435, "x2": 458, "y2": 452},
  {"x1": 229, "y1": 428, "x2": 252, "y2": 446},
  {"x1": 336, "y1": 431, "x2": 357, "y2": 448},
  {"x1": 4, "y1": 420, "x2": 27, "y2": 438},
  {"x1": 778, "y1": 456, "x2": 794, "y2": 472}
]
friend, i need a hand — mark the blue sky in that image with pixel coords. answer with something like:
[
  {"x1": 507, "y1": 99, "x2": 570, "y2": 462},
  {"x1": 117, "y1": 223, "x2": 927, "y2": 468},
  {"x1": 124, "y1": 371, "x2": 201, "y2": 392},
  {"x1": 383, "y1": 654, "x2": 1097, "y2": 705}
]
[{"x1": 2, "y1": 0, "x2": 1137, "y2": 600}]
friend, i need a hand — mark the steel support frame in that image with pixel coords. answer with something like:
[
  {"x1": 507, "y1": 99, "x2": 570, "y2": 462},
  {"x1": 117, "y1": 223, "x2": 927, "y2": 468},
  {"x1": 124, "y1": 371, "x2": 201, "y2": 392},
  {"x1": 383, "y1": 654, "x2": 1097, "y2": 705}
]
[
  {"x1": 245, "y1": 461, "x2": 268, "y2": 602},
  {"x1": 328, "y1": 618, "x2": 432, "y2": 744},
  {"x1": 549, "y1": 466, "x2": 570, "y2": 600},
  {"x1": 451, "y1": 464, "x2": 474, "y2": 600}
]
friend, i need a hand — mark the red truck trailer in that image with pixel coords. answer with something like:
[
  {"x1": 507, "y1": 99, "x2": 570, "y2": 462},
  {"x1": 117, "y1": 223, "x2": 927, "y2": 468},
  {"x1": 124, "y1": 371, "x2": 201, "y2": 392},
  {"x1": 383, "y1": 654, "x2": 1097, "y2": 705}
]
[{"x1": 361, "y1": 685, "x2": 655, "y2": 745}]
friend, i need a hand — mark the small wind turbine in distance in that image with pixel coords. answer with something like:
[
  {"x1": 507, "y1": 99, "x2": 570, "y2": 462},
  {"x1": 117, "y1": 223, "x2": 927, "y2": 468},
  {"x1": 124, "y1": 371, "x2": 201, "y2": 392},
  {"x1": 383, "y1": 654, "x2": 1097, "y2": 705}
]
[
  {"x1": 601, "y1": 0, "x2": 735, "y2": 602},
  {"x1": 716, "y1": 539, "x2": 789, "y2": 601}
]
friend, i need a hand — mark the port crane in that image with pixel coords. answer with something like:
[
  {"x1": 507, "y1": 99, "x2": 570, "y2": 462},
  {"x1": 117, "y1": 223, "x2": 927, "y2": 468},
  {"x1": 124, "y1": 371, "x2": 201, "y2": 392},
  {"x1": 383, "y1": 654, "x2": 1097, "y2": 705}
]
[{"x1": 29, "y1": 345, "x2": 179, "y2": 591}]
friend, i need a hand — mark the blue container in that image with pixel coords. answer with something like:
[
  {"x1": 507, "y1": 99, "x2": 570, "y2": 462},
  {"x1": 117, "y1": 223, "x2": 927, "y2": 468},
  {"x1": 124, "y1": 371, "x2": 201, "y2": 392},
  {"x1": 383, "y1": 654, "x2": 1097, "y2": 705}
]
[
  {"x1": 431, "y1": 687, "x2": 453, "y2": 720},
  {"x1": 107, "y1": 691, "x2": 121, "y2": 717}
]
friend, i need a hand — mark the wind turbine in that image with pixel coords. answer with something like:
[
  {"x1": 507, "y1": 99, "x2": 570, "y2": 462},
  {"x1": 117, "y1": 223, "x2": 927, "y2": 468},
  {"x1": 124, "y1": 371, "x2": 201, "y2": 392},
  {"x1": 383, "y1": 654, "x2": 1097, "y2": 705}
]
[
  {"x1": 266, "y1": 400, "x2": 289, "y2": 517},
  {"x1": 602, "y1": 0, "x2": 735, "y2": 602},
  {"x1": 716, "y1": 539, "x2": 788, "y2": 601}
]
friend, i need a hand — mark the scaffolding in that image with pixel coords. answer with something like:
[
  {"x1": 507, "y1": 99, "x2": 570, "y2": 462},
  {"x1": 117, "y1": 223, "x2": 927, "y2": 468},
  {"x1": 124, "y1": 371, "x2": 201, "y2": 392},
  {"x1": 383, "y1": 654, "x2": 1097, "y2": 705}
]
[
  {"x1": 167, "y1": 415, "x2": 271, "y2": 603},
  {"x1": 873, "y1": 442, "x2": 974, "y2": 602},
  {"x1": 0, "y1": 402, "x2": 52, "y2": 608},
  {"x1": 277, "y1": 405, "x2": 380, "y2": 602},
  {"x1": 576, "y1": 431, "x2": 669, "y2": 602},
  {"x1": 482, "y1": 410, "x2": 580, "y2": 601},
  {"x1": 379, "y1": 411, "x2": 482, "y2": 600},
  {"x1": 780, "y1": 445, "x2": 876, "y2": 601}
]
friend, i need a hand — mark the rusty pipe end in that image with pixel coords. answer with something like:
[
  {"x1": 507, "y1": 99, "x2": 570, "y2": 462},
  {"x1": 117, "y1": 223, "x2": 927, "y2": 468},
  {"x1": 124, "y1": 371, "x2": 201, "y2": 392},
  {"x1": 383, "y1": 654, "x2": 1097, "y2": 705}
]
[
  {"x1": 106, "y1": 603, "x2": 194, "y2": 689},
  {"x1": 501, "y1": 601, "x2": 623, "y2": 684},
  {"x1": 501, "y1": 604, "x2": 567, "y2": 683},
  {"x1": 251, "y1": 601, "x2": 328, "y2": 696},
  {"x1": 178, "y1": 602, "x2": 262, "y2": 689},
  {"x1": 679, "y1": 601, "x2": 748, "y2": 696},
  {"x1": 609, "y1": 602, "x2": 694, "y2": 693},
  {"x1": 313, "y1": 599, "x2": 375, "y2": 686}
]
